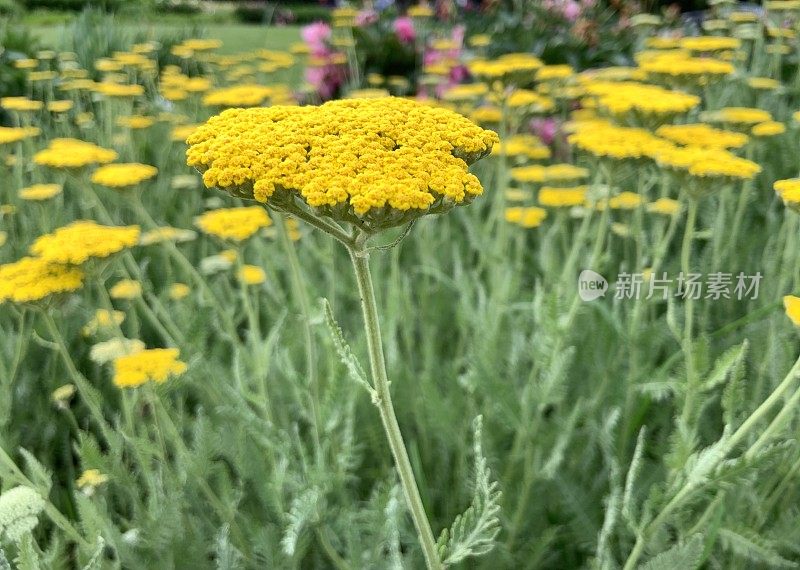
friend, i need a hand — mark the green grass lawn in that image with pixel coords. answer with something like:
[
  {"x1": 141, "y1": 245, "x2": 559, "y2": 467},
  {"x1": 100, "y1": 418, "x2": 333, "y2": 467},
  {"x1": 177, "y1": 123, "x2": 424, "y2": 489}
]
[{"x1": 31, "y1": 21, "x2": 301, "y2": 54}]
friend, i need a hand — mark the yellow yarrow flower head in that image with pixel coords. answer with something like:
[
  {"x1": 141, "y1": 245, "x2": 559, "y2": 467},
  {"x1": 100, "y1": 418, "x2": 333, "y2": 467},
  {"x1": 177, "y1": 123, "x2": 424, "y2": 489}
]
[
  {"x1": 568, "y1": 122, "x2": 673, "y2": 162},
  {"x1": 678, "y1": 36, "x2": 741, "y2": 52},
  {"x1": 91, "y1": 163, "x2": 158, "y2": 188},
  {"x1": 0, "y1": 257, "x2": 84, "y2": 304},
  {"x1": 655, "y1": 123, "x2": 748, "y2": 149},
  {"x1": 583, "y1": 81, "x2": 700, "y2": 120},
  {"x1": 76, "y1": 469, "x2": 108, "y2": 495},
  {"x1": 408, "y1": 5, "x2": 434, "y2": 17},
  {"x1": 751, "y1": 121, "x2": 786, "y2": 137},
  {"x1": 33, "y1": 138, "x2": 118, "y2": 169},
  {"x1": 492, "y1": 134, "x2": 551, "y2": 161},
  {"x1": 82, "y1": 309, "x2": 125, "y2": 336},
  {"x1": 647, "y1": 197, "x2": 682, "y2": 216},
  {"x1": 538, "y1": 186, "x2": 588, "y2": 208},
  {"x1": 468, "y1": 53, "x2": 543, "y2": 85},
  {"x1": 139, "y1": 226, "x2": 197, "y2": 246},
  {"x1": 536, "y1": 65, "x2": 574, "y2": 81},
  {"x1": 747, "y1": 77, "x2": 781, "y2": 90},
  {"x1": 187, "y1": 97, "x2": 498, "y2": 232},
  {"x1": 46, "y1": 100, "x2": 74, "y2": 113},
  {"x1": 703, "y1": 107, "x2": 773, "y2": 126},
  {"x1": 238, "y1": 264, "x2": 266, "y2": 285},
  {"x1": 592, "y1": 191, "x2": 643, "y2": 211},
  {"x1": 109, "y1": 279, "x2": 142, "y2": 300},
  {"x1": 783, "y1": 295, "x2": 800, "y2": 327},
  {"x1": 655, "y1": 145, "x2": 761, "y2": 196},
  {"x1": 470, "y1": 106, "x2": 503, "y2": 124},
  {"x1": 511, "y1": 164, "x2": 589, "y2": 185},
  {"x1": 774, "y1": 179, "x2": 800, "y2": 212},
  {"x1": 169, "y1": 283, "x2": 191, "y2": 300},
  {"x1": 637, "y1": 52, "x2": 734, "y2": 86},
  {"x1": 19, "y1": 184, "x2": 63, "y2": 201},
  {"x1": 505, "y1": 206, "x2": 548, "y2": 228},
  {"x1": 196, "y1": 206, "x2": 272, "y2": 242},
  {"x1": 202, "y1": 84, "x2": 277, "y2": 107},
  {"x1": 1, "y1": 96, "x2": 43, "y2": 112},
  {"x1": 112, "y1": 348, "x2": 187, "y2": 388},
  {"x1": 92, "y1": 82, "x2": 144, "y2": 98},
  {"x1": 0, "y1": 126, "x2": 40, "y2": 145},
  {"x1": 116, "y1": 115, "x2": 156, "y2": 129},
  {"x1": 30, "y1": 221, "x2": 140, "y2": 265}
]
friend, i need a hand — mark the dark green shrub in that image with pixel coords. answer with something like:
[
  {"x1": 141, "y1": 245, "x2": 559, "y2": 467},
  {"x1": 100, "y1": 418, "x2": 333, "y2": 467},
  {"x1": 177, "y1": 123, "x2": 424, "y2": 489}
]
[
  {"x1": 0, "y1": 0, "x2": 20, "y2": 16},
  {"x1": 20, "y1": 0, "x2": 126, "y2": 10},
  {"x1": 0, "y1": 22, "x2": 39, "y2": 109},
  {"x1": 233, "y1": 1, "x2": 273, "y2": 24},
  {"x1": 284, "y1": 3, "x2": 331, "y2": 24},
  {"x1": 155, "y1": 0, "x2": 202, "y2": 15},
  {"x1": 233, "y1": 2, "x2": 331, "y2": 25}
]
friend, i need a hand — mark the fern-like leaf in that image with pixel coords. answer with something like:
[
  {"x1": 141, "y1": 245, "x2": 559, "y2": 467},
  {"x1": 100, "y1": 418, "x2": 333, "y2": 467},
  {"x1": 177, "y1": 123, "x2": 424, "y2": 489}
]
[
  {"x1": 640, "y1": 534, "x2": 703, "y2": 570},
  {"x1": 718, "y1": 528, "x2": 797, "y2": 568},
  {"x1": 702, "y1": 340, "x2": 748, "y2": 393},
  {"x1": 81, "y1": 537, "x2": 105, "y2": 570},
  {"x1": 321, "y1": 298, "x2": 375, "y2": 397},
  {"x1": 14, "y1": 535, "x2": 40, "y2": 570},
  {"x1": 0, "y1": 548, "x2": 10, "y2": 570},
  {"x1": 281, "y1": 487, "x2": 321, "y2": 557},
  {"x1": 215, "y1": 525, "x2": 243, "y2": 570},
  {"x1": 436, "y1": 416, "x2": 501, "y2": 567}
]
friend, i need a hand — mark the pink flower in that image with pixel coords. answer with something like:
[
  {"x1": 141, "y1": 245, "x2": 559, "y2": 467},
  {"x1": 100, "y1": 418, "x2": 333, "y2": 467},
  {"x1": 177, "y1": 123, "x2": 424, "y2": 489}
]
[
  {"x1": 563, "y1": 1, "x2": 581, "y2": 21},
  {"x1": 450, "y1": 65, "x2": 469, "y2": 83},
  {"x1": 356, "y1": 9, "x2": 378, "y2": 26},
  {"x1": 301, "y1": 22, "x2": 332, "y2": 53},
  {"x1": 531, "y1": 118, "x2": 558, "y2": 145},
  {"x1": 393, "y1": 17, "x2": 416, "y2": 43},
  {"x1": 304, "y1": 59, "x2": 345, "y2": 101}
]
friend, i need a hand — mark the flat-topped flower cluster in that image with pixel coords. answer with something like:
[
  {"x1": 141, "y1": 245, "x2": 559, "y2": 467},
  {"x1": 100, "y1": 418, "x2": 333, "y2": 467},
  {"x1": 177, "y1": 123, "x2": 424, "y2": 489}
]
[{"x1": 187, "y1": 97, "x2": 498, "y2": 230}]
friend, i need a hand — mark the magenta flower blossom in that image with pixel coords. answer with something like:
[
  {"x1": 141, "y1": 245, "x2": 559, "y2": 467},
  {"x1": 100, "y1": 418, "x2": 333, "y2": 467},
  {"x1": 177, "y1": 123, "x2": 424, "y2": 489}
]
[
  {"x1": 531, "y1": 118, "x2": 558, "y2": 145},
  {"x1": 301, "y1": 22, "x2": 332, "y2": 54},
  {"x1": 393, "y1": 17, "x2": 416, "y2": 43}
]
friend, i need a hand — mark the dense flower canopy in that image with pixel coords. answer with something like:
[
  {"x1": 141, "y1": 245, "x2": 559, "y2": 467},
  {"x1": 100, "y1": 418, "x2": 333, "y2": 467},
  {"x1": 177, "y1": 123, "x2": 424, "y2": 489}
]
[{"x1": 187, "y1": 97, "x2": 498, "y2": 230}]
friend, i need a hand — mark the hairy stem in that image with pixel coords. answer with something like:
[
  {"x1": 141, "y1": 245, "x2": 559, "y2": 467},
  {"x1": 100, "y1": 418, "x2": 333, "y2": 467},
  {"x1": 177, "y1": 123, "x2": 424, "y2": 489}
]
[{"x1": 347, "y1": 240, "x2": 442, "y2": 570}]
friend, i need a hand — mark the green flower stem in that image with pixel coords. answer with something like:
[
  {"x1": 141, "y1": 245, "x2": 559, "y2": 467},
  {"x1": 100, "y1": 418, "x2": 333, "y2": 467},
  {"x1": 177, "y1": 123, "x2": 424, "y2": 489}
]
[
  {"x1": 148, "y1": 386, "x2": 249, "y2": 555},
  {"x1": 77, "y1": 180, "x2": 185, "y2": 345},
  {"x1": 623, "y1": 352, "x2": 800, "y2": 570},
  {"x1": 275, "y1": 214, "x2": 322, "y2": 456},
  {"x1": 347, "y1": 239, "x2": 442, "y2": 570},
  {"x1": 680, "y1": 197, "x2": 699, "y2": 427},
  {"x1": 130, "y1": 195, "x2": 238, "y2": 340},
  {"x1": 727, "y1": 179, "x2": 753, "y2": 263},
  {"x1": 40, "y1": 312, "x2": 118, "y2": 450}
]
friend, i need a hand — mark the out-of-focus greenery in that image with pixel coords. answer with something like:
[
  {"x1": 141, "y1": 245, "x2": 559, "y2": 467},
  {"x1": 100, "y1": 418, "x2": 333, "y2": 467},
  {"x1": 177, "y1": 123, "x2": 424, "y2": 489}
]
[{"x1": 471, "y1": 0, "x2": 641, "y2": 68}]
